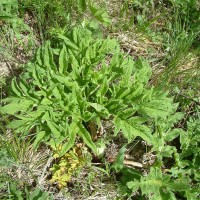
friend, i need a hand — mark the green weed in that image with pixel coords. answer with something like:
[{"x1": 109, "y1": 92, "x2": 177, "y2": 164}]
[
  {"x1": 6, "y1": 183, "x2": 53, "y2": 200},
  {"x1": 0, "y1": 26, "x2": 177, "y2": 158},
  {"x1": 114, "y1": 119, "x2": 200, "y2": 199},
  {"x1": 18, "y1": 0, "x2": 111, "y2": 41}
]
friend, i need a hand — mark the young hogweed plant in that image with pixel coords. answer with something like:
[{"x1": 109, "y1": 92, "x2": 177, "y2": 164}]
[{"x1": 1, "y1": 26, "x2": 176, "y2": 157}]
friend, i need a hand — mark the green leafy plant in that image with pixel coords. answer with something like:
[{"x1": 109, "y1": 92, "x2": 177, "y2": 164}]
[
  {"x1": 18, "y1": 0, "x2": 111, "y2": 41},
  {"x1": 7, "y1": 183, "x2": 53, "y2": 200},
  {"x1": 113, "y1": 117, "x2": 200, "y2": 199},
  {"x1": 8, "y1": 183, "x2": 23, "y2": 200},
  {"x1": 25, "y1": 187, "x2": 53, "y2": 200},
  {"x1": 127, "y1": 167, "x2": 192, "y2": 200},
  {"x1": 0, "y1": 0, "x2": 18, "y2": 21},
  {"x1": 0, "y1": 0, "x2": 32, "y2": 33},
  {"x1": 0, "y1": 26, "x2": 177, "y2": 157}
]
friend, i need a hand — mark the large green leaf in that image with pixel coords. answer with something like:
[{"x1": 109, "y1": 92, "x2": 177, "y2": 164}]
[
  {"x1": 58, "y1": 34, "x2": 79, "y2": 50},
  {"x1": 11, "y1": 78, "x2": 22, "y2": 96},
  {"x1": 7, "y1": 119, "x2": 32, "y2": 130},
  {"x1": 114, "y1": 116, "x2": 153, "y2": 144},
  {"x1": 59, "y1": 45, "x2": 68, "y2": 73},
  {"x1": 43, "y1": 41, "x2": 56, "y2": 69},
  {"x1": 59, "y1": 122, "x2": 77, "y2": 156},
  {"x1": 77, "y1": 122, "x2": 97, "y2": 154},
  {"x1": 46, "y1": 120, "x2": 61, "y2": 138},
  {"x1": 33, "y1": 131, "x2": 46, "y2": 150},
  {"x1": 1, "y1": 99, "x2": 33, "y2": 115}
]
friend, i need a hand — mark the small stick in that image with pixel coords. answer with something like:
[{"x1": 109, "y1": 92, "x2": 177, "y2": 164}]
[
  {"x1": 124, "y1": 160, "x2": 146, "y2": 168},
  {"x1": 108, "y1": 157, "x2": 147, "y2": 168}
]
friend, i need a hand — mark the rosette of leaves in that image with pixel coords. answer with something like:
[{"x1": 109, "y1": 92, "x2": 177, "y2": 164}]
[{"x1": 1, "y1": 26, "x2": 177, "y2": 156}]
